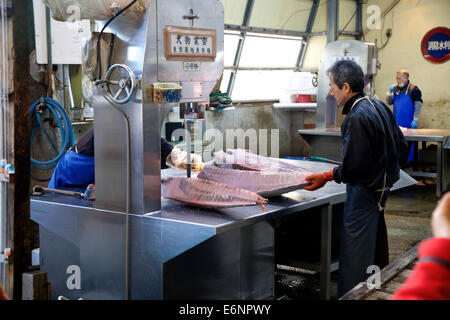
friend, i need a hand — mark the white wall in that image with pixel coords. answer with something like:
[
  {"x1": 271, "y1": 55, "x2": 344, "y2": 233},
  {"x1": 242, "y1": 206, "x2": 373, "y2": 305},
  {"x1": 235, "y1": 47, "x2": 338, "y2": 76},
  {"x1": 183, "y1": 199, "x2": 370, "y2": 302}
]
[{"x1": 363, "y1": 0, "x2": 450, "y2": 129}]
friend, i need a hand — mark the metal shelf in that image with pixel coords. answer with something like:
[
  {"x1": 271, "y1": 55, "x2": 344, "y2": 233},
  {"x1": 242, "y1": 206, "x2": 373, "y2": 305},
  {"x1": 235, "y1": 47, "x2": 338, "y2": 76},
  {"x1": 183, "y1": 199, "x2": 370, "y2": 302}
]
[
  {"x1": 404, "y1": 170, "x2": 437, "y2": 178},
  {"x1": 273, "y1": 102, "x2": 317, "y2": 111}
]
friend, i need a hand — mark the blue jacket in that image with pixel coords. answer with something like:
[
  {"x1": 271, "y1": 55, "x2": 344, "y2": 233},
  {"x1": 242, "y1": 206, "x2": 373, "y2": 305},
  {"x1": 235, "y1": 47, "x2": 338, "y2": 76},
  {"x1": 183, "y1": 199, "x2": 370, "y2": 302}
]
[{"x1": 48, "y1": 128, "x2": 174, "y2": 189}]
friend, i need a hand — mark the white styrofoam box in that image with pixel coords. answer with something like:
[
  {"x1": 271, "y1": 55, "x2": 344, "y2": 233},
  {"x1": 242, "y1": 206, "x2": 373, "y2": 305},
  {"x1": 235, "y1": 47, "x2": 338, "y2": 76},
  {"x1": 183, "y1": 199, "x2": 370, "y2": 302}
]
[
  {"x1": 33, "y1": 0, "x2": 91, "y2": 64},
  {"x1": 279, "y1": 92, "x2": 292, "y2": 103},
  {"x1": 286, "y1": 72, "x2": 318, "y2": 95}
]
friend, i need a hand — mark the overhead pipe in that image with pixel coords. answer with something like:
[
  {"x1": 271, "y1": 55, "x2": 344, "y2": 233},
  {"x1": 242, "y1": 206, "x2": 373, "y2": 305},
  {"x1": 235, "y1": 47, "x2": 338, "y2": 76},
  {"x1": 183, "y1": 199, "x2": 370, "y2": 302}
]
[
  {"x1": 45, "y1": 7, "x2": 53, "y2": 98},
  {"x1": 63, "y1": 65, "x2": 75, "y2": 110}
]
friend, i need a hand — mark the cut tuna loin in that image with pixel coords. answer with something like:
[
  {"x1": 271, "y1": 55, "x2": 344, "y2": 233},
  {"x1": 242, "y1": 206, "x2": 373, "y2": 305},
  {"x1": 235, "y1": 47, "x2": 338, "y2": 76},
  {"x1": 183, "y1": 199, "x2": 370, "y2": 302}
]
[
  {"x1": 162, "y1": 177, "x2": 268, "y2": 209},
  {"x1": 214, "y1": 149, "x2": 311, "y2": 173},
  {"x1": 198, "y1": 166, "x2": 312, "y2": 197}
]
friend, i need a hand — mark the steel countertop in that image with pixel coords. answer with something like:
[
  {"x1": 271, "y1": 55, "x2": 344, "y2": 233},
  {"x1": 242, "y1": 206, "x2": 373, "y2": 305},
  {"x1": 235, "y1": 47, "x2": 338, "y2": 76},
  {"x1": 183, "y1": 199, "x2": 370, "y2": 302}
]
[
  {"x1": 299, "y1": 128, "x2": 450, "y2": 146},
  {"x1": 400, "y1": 128, "x2": 450, "y2": 144},
  {"x1": 30, "y1": 159, "x2": 416, "y2": 233},
  {"x1": 30, "y1": 160, "x2": 346, "y2": 233}
]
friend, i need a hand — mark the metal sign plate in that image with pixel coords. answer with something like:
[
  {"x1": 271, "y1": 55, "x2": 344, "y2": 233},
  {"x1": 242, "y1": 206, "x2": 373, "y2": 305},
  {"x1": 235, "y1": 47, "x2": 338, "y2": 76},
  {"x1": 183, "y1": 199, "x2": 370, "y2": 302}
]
[
  {"x1": 164, "y1": 26, "x2": 216, "y2": 62},
  {"x1": 183, "y1": 62, "x2": 201, "y2": 71}
]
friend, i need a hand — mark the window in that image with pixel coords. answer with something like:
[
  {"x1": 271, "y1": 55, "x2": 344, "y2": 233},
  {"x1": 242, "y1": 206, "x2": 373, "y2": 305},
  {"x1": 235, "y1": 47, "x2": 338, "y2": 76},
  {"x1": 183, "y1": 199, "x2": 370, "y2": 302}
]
[
  {"x1": 219, "y1": 69, "x2": 232, "y2": 93},
  {"x1": 224, "y1": 32, "x2": 240, "y2": 66},
  {"x1": 239, "y1": 34, "x2": 302, "y2": 67},
  {"x1": 223, "y1": 33, "x2": 303, "y2": 100},
  {"x1": 232, "y1": 70, "x2": 294, "y2": 101}
]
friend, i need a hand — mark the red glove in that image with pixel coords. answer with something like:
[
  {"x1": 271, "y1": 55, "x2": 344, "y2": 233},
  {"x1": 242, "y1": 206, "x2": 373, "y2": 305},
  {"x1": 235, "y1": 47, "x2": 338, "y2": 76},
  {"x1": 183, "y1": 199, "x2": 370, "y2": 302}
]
[
  {"x1": 304, "y1": 169, "x2": 334, "y2": 191},
  {"x1": 0, "y1": 284, "x2": 8, "y2": 300}
]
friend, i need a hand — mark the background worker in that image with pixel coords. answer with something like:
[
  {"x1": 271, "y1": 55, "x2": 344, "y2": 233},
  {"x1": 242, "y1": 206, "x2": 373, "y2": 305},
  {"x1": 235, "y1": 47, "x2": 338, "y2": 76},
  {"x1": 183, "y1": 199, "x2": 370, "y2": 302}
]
[
  {"x1": 48, "y1": 128, "x2": 203, "y2": 189},
  {"x1": 386, "y1": 69, "x2": 423, "y2": 129},
  {"x1": 304, "y1": 60, "x2": 409, "y2": 297},
  {"x1": 386, "y1": 69, "x2": 423, "y2": 162},
  {"x1": 392, "y1": 192, "x2": 450, "y2": 300}
]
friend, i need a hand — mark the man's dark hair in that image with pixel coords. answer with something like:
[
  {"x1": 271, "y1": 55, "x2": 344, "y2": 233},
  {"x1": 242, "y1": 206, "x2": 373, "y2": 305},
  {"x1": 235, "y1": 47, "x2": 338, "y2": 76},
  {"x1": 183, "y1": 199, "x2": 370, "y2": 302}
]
[{"x1": 327, "y1": 60, "x2": 364, "y2": 93}]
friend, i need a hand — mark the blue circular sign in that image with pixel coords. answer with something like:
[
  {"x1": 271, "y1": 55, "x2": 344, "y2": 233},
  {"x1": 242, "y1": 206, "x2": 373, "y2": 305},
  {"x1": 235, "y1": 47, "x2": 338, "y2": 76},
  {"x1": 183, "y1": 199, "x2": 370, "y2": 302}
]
[{"x1": 421, "y1": 27, "x2": 450, "y2": 63}]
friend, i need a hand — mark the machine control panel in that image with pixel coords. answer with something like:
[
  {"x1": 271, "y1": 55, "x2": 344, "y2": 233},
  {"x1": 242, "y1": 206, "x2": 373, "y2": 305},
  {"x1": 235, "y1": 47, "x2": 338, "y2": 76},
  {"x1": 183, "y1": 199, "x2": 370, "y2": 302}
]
[{"x1": 331, "y1": 56, "x2": 360, "y2": 64}]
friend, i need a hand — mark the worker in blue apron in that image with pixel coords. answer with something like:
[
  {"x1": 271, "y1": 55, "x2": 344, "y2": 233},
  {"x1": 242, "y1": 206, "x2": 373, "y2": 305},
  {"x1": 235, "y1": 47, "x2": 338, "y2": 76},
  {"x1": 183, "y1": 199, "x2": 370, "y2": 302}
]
[
  {"x1": 48, "y1": 128, "x2": 95, "y2": 189},
  {"x1": 47, "y1": 148, "x2": 95, "y2": 189},
  {"x1": 305, "y1": 60, "x2": 409, "y2": 297},
  {"x1": 48, "y1": 128, "x2": 202, "y2": 189},
  {"x1": 386, "y1": 69, "x2": 423, "y2": 162}
]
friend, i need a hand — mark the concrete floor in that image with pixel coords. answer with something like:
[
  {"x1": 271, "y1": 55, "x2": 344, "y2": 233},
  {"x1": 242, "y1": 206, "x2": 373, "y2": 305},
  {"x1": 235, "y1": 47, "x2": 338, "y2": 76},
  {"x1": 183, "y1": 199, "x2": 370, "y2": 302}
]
[{"x1": 276, "y1": 182, "x2": 438, "y2": 300}]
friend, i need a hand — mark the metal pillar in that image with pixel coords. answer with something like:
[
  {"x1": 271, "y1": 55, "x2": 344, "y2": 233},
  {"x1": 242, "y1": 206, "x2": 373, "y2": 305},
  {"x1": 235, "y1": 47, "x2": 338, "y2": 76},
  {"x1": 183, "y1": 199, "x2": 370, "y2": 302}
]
[
  {"x1": 11, "y1": 0, "x2": 32, "y2": 300},
  {"x1": 355, "y1": 0, "x2": 363, "y2": 40},
  {"x1": 320, "y1": 204, "x2": 332, "y2": 300},
  {"x1": 327, "y1": 0, "x2": 339, "y2": 43},
  {"x1": 226, "y1": 0, "x2": 255, "y2": 97},
  {"x1": 437, "y1": 143, "x2": 442, "y2": 197}
]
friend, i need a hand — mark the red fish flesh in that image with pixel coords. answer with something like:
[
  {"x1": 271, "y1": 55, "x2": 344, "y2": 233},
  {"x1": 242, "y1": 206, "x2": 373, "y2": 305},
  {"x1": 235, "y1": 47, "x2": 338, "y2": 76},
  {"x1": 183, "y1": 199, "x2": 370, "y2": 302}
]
[{"x1": 162, "y1": 177, "x2": 268, "y2": 209}]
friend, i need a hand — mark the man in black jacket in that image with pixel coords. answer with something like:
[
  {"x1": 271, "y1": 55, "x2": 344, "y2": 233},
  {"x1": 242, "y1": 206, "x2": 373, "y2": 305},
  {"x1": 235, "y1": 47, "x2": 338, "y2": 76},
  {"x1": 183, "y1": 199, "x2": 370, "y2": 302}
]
[{"x1": 304, "y1": 60, "x2": 409, "y2": 297}]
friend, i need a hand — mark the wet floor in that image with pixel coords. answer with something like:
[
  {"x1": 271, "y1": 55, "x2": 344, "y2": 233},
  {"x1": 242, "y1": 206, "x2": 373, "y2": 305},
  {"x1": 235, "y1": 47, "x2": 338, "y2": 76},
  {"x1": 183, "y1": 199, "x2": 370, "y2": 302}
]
[{"x1": 276, "y1": 182, "x2": 440, "y2": 300}]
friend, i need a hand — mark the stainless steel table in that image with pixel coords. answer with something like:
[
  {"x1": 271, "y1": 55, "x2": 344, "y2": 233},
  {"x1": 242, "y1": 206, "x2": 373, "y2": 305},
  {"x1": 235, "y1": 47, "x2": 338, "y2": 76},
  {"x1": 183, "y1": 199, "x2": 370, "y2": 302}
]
[
  {"x1": 400, "y1": 129, "x2": 450, "y2": 197},
  {"x1": 31, "y1": 161, "x2": 347, "y2": 300},
  {"x1": 299, "y1": 128, "x2": 450, "y2": 197},
  {"x1": 31, "y1": 158, "x2": 417, "y2": 300}
]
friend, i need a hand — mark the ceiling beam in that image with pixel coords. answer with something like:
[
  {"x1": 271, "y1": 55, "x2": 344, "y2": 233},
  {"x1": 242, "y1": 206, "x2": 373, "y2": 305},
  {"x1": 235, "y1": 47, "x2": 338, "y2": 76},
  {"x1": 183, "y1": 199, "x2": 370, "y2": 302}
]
[{"x1": 225, "y1": 24, "x2": 307, "y2": 38}]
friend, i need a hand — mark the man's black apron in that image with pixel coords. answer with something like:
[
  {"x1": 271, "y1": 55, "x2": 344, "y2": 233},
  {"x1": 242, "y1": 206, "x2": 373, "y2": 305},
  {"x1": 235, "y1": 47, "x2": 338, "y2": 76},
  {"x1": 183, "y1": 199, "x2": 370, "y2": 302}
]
[{"x1": 338, "y1": 97, "x2": 391, "y2": 297}]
